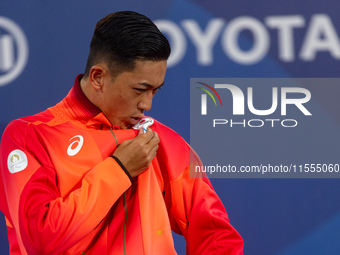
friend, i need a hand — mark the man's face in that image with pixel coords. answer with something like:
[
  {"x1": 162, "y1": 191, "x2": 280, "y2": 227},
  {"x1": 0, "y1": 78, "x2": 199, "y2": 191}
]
[{"x1": 100, "y1": 60, "x2": 167, "y2": 129}]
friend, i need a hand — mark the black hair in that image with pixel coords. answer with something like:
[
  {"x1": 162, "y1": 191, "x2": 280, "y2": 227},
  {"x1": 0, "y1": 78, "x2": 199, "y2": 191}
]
[{"x1": 83, "y1": 11, "x2": 171, "y2": 78}]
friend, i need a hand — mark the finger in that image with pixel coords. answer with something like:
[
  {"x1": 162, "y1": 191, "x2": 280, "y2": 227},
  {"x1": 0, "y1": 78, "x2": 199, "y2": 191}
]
[
  {"x1": 150, "y1": 144, "x2": 159, "y2": 155},
  {"x1": 147, "y1": 131, "x2": 159, "y2": 145},
  {"x1": 126, "y1": 128, "x2": 152, "y2": 149},
  {"x1": 145, "y1": 127, "x2": 154, "y2": 137},
  {"x1": 144, "y1": 138, "x2": 159, "y2": 152},
  {"x1": 136, "y1": 128, "x2": 155, "y2": 145},
  {"x1": 148, "y1": 145, "x2": 159, "y2": 162},
  {"x1": 145, "y1": 140, "x2": 159, "y2": 156},
  {"x1": 152, "y1": 131, "x2": 159, "y2": 142}
]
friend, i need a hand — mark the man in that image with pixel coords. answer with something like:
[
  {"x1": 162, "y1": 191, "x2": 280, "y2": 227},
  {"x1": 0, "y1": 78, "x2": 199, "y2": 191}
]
[{"x1": 0, "y1": 11, "x2": 243, "y2": 254}]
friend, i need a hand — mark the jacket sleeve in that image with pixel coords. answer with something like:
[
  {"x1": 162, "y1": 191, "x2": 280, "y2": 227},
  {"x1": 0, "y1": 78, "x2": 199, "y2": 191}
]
[
  {"x1": 169, "y1": 153, "x2": 244, "y2": 255},
  {"x1": 172, "y1": 159, "x2": 243, "y2": 255},
  {"x1": 154, "y1": 120, "x2": 244, "y2": 255},
  {"x1": 0, "y1": 120, "x2": 132, "y2": 255}
]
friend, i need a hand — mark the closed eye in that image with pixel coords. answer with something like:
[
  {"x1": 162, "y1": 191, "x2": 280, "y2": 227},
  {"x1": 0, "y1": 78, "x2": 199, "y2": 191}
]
[{"x1": 134, "y1": 88, "x2": 147, "y2": 93}]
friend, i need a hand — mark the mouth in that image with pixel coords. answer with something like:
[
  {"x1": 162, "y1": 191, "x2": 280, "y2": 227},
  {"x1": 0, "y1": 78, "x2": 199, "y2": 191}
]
[{"x1": 129, "y1": 117, "x2": 142, "y2": 126}]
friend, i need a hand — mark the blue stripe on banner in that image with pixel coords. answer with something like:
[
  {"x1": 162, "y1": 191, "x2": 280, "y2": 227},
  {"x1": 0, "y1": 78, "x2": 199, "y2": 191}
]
[{"x1": 276, "y1": 212, "x2": 340, "y2": 255}]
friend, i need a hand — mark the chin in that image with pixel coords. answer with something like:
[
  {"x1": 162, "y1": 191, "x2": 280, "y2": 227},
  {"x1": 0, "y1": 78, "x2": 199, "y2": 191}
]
[{"x1": 123, "y1": 124, "x2": 132, "y2": 129}]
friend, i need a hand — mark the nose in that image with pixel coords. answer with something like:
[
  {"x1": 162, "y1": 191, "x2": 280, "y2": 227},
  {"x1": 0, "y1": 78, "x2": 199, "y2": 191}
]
[{"x1": 138, "y1": 92, "x2": 154, "y2": 111}]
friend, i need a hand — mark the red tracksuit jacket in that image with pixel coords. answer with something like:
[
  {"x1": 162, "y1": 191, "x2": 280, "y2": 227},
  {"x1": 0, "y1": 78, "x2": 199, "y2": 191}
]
[{"x1": 0, "y1": 75, "x2": 243, "y2": 255}]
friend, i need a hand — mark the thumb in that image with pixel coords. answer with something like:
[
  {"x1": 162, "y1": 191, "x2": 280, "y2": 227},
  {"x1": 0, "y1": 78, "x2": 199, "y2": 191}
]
[{"x1": 138, "y1": 127, "x2": 144, "y2": 135}]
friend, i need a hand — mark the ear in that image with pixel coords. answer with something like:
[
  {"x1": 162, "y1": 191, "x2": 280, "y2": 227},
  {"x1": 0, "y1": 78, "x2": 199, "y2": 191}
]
[{"x1": 88, "y1": 65, "x2": 108, "y2": 91}]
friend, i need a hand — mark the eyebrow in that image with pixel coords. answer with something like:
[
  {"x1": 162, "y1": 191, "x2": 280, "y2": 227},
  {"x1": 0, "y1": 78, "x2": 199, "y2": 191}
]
[{"x1": 138, "y1": 81, "x2": 165, "y2": 89}]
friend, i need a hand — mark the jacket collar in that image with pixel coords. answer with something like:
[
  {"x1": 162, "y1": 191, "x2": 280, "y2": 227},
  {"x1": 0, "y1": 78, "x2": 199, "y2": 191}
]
[{"x1": 56, "y1": 74, "x2": 120, "y2": 129}]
